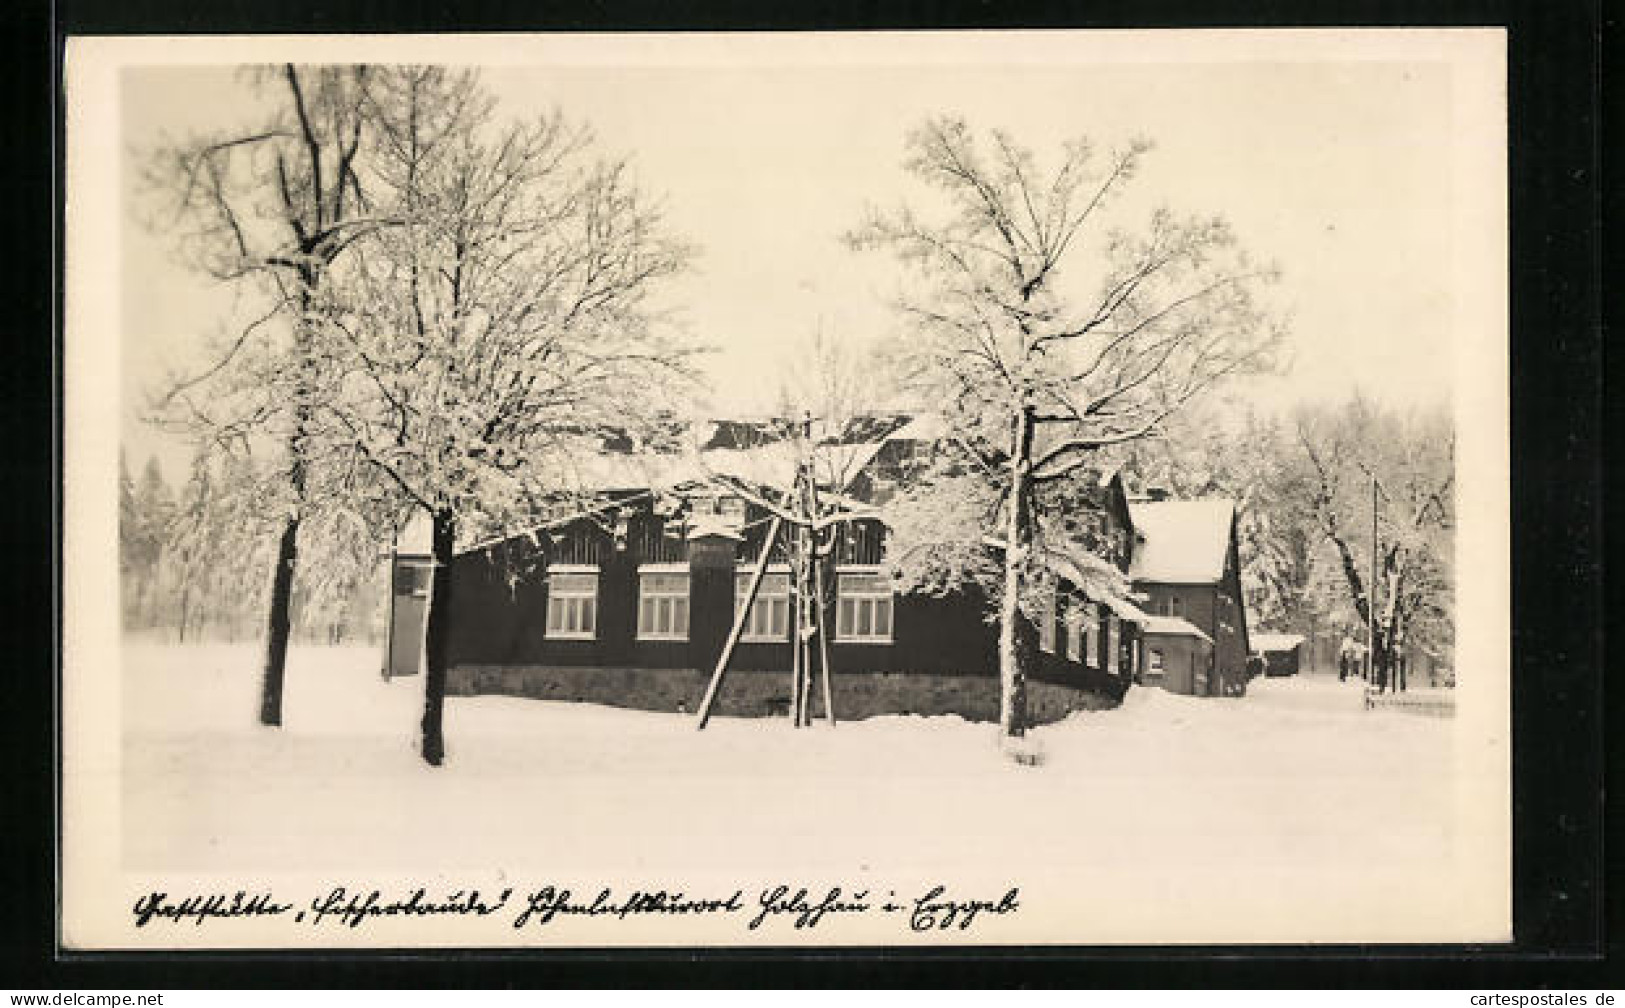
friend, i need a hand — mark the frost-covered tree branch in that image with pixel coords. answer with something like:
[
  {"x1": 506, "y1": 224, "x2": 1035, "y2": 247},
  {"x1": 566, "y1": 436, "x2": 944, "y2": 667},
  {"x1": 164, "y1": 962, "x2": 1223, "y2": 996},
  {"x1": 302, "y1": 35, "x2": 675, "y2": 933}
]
[
  {"x1": 329, "y1": 93, "x2": 698, "y2": 765},
  {"x1": 850, "y1": 115, "x2": 1286, "y2": 739}
]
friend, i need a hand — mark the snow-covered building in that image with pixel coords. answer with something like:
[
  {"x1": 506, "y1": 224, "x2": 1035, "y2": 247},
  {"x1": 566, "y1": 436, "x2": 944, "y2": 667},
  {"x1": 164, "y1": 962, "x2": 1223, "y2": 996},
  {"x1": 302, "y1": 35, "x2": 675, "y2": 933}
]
[
  {"x1": 1137, "y1": 615, "x2": 1215, "y2": 694},
  {"x1": 1251, "y1": 632, "x2": 1306, "y2": 677},
  {"x1": 1127, "y1": 494, "x2": 1252, "y2": 697},
  {"x1": 383, "y1": 414, "x2": 1148, "y2": 724}
]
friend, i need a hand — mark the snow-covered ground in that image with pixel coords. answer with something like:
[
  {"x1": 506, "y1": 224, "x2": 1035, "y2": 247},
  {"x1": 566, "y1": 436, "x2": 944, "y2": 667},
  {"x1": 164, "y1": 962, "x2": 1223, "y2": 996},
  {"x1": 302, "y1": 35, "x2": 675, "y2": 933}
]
[{"x1": 122, "y1": 644, "x2": 1453, "y2": 874}]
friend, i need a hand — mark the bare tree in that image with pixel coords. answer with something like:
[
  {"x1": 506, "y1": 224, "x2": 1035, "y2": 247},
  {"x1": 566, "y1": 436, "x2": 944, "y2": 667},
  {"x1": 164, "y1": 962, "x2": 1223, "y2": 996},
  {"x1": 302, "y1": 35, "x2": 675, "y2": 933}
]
[
  {"x1": 850, "y1": 117, "x2": 1284, "y2": 739},
  {"x1": 1294, "y1": 396, "x2": 1454, "y2": 690},
  {"x1": 330, "y1": 94, "x2": 697, "y2": 764},
  {"x1": 138, "y1": 65, "x2": 457, "y2": 723}
]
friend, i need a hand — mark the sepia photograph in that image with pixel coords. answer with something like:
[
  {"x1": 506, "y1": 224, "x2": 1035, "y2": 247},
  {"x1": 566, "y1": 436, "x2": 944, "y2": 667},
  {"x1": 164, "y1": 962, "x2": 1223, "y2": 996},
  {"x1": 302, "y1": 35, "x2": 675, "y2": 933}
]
[{"x1": 63, "y1": 29, "x2": 1508, "y2": 949}]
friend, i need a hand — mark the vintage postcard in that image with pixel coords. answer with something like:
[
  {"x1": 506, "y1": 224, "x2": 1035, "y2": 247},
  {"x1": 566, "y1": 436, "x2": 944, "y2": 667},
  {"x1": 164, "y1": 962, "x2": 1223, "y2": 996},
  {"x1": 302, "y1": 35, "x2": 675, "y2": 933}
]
[{"x1": 62, "y1": 29, "x2": 1508, "y2": 949}]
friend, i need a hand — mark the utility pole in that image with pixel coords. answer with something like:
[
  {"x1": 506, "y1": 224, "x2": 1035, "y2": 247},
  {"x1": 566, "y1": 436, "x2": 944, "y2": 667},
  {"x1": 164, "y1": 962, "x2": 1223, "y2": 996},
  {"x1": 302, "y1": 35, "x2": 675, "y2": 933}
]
[{"x1": 1369, "y1": 475, "x2": 1380, "y2": 695}]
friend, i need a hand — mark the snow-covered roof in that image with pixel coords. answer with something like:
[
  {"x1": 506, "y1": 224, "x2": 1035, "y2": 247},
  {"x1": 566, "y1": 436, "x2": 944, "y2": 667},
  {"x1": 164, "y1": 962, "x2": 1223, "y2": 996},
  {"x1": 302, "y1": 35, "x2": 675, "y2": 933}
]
[
  {"x1": 886, "y1": 413, "x2": 949, "y2": 442},
  {"x1": 699, "y1": 443, "x2": 800, "y2": 490},
  {"x1": 1138, "y1": 615, "x2": 1213, "y2": 643},
  {"x1": 392, "y1": 413, "x2": 952, "y2": 558},
  {"x1": 1252, "y1": 633, "x2": 1305, "y2": 653},
  {"x1": 396, "y1": 511, "x2": 433, "y2": 556},
  {"x1": 495, "y1": 438, "x2": 885, "y2": 499},
  {"x1": 685, "y1": 514, "x2": 744, "y2": 541},
  {"x1": 1127, "y1": 499, "x2": 1236, "y2": 584},
  {"x1": 1100, "y1": 593, "x2": 1150, "y2": 623},
  {"x1": 554, "y1": 451, "x2": 700, "y2": 493}
]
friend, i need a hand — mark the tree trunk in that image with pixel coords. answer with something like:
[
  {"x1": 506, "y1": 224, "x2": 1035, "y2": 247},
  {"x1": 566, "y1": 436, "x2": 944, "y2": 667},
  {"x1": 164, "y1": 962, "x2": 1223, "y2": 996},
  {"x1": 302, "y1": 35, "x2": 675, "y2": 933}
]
[
  {"x1": 420, "y1": 508, "x2": 456, "y2": 766},
  {"x1": 259, "y1": 515, "x2": 301, "y2": 726},
  {"x1": 177, "y1": 585, "x2": 191, "y2": 643},
  {"x1": 259, "y1": 280, "x2": 318, "y2": 727},
  {"x1": 997, "y1": 404, "x2": 1036, "y2": 739}
]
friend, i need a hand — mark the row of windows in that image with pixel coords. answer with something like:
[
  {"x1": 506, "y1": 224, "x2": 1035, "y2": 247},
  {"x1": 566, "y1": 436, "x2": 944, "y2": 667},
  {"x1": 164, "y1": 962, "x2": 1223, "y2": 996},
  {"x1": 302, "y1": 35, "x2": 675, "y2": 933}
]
[
  {"x1": 545, "y1": 567, "x2": 896, "y2": 644},
  {"x1": 1038, "y1": 597, "x2": 1131, "y2": 674}
]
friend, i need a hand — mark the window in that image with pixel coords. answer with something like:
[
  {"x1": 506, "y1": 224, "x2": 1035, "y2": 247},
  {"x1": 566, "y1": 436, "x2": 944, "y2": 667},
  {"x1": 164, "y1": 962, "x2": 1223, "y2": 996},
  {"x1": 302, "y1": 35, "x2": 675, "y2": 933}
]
[
  {"x1": 1162, "y1": 595, "x2": 1182, "y2": 618},
  {"x1": 637, "y1": 570, "x2": 689, "y2": 640},
  {"x1": 1148, "y1": 648, "x2": 1165, "y2": 673},
  {"x1": 394, "y1": 563, "x2": 431, "y2": 598},
  {"x1": 1084, "y1": 603, "x2": 1099, "y2": 667},
  {"x1": 837, "y1": 570, "x2": 894, "y2": 643},
  {"x1": 736, "y1": 571, "x2": 791, "y2": 641},
  {"x1": 1065, "y1": 601, "x2": 1084, "y2": 663},
  {"x1": 545, "y1": 570, "x2": 598, "y2": 639},
  {"x1": 689, "y1": 492, "x2": 745, "y2": 527},
  {"x1": 1038, "y1": 590, "x2": 1057, "y2": 653},
  {"x1": 1105, "y1": 614, "x2": 1119, "y2": 673}
]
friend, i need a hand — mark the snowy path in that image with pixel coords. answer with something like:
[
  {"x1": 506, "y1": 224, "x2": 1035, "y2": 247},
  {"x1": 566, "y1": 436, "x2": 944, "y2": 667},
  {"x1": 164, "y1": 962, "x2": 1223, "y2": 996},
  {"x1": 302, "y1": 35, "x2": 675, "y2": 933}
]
[{"x1": 121, "y1": 644, "x2": 1454, "y2": 887}]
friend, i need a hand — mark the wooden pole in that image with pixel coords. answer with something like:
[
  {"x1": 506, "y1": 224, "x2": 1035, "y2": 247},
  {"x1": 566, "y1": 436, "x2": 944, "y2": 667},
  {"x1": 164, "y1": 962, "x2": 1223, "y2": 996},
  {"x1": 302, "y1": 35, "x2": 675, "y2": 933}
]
[
  {"x1": 1365, "y1": 475, "x2": 1377, "y2": 703},
  {"x1": 813, "y1": 544, "x2": 836, "y2": 727},
  {"x1": 381, "y1": 526, "x2": 399, "y2": 680},
  {"x1": 696, "y1": 515, "x2": 783, "y2": 730},
  {"x1": 791, "y1": 553, "x2": 805, "y2": 727},
  {"x1": 794, "y1": 483, "x2": 817, "y2": 727},
  {"x1": 1371, "y1": 475, "x2": 1381, "y2": 694},
  {"x1": 789, "y1": 445, "x2": 814, "y2": 727},
  {"x1": 797, "y1": 584, "x2": 814, "y2": 725}
]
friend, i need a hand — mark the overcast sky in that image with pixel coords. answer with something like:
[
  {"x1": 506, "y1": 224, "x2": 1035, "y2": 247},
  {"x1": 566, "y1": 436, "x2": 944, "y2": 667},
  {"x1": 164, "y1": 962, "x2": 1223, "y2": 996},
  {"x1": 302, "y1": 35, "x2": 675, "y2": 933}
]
[{"x1": 115, "y1": 33, "x2": 1488, "y2": 480}]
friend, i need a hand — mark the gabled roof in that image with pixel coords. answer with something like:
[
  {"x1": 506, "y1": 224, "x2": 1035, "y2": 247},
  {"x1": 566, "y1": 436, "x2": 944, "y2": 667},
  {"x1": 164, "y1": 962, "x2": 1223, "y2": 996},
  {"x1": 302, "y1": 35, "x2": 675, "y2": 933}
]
[
  {"x1": 1252, "y1": 633, "x2": 1305, "y2": 653},
  {"x1": 420, "y1": 415, "x2": 922, "y2": 557},
  {"x1": 396, "y1": 511, "x2": 434, "y2": 557},
  {"x1": 1127, "y1": 499, "x2": 1236, "y2": 584},
  {"x1": 1138, "y1": 615, "x2": 1213, "y2": 643}
]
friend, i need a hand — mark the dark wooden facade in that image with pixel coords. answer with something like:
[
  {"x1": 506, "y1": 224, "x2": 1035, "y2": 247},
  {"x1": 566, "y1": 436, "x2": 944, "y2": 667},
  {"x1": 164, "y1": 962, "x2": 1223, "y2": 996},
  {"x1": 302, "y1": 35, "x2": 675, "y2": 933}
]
[
  {"x1": 377, "y1": 442, "x2": 1174, "y2": 721},
  {"x1": 391, "y1": 481, "x2": 1138, "y2": 721},
  {"x1": 441, "y1": 501, "x2": 1010, "y2": 677}
]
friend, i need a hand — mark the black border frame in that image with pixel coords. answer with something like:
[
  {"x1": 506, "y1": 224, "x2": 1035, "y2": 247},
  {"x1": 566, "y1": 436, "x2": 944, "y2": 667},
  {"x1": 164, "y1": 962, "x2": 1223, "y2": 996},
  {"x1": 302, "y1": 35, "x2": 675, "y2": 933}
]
[{"x1": 12, "y1": 0, "x2": 1611, "y2": 988}]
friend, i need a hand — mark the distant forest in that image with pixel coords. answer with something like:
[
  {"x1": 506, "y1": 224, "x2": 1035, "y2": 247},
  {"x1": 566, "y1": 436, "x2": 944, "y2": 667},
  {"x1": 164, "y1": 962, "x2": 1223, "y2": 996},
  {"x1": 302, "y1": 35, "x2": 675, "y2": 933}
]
[{"x1": 120, "y1": 451, "x2": 388, "y2": 644}]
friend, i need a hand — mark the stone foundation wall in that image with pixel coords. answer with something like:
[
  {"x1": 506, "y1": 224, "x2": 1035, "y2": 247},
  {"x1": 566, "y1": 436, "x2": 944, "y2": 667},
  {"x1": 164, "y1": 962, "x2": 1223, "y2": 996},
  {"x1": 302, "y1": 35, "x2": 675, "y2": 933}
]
[
  {"x1": 1027, "y1": 677, "x2": 1123, "y2": 722},
  {"x1": 447, "y1": 665, "x2": 1120, "y2": 725}
]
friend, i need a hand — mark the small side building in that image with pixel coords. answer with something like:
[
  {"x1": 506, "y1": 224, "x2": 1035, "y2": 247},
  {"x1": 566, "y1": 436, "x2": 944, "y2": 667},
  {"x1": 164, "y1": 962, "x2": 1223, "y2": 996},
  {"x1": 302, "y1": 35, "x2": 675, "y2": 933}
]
[
  {"x1": 1251, "y1": 633, "x2": 1305, "y2": 677},
  {"x1": 382, "y1": 514, "x2": 433, "y2": 679},
  {"x1": 1137, "y1": 616, "x2": 1215, "y2": 695},
  {"x1": 1127, "y1": 495, "x2": 1252, "y2": 697}
]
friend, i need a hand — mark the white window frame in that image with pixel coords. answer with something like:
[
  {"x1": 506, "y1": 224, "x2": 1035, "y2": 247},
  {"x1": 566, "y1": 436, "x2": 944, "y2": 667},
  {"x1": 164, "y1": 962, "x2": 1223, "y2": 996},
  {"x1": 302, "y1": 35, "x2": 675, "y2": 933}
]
[
  {"x1": 636, "y1": 565, "x2": 690, "y2": 641},
  {"x1": 1038, "y1": 589, "x2": 1057, "y2": 653},
  {"x1": 835, "y1": 566, "x2": 895, "y2": 644},
  {"x1": 1148, "y1": 648, "x2": 1165, "y2": 674},
  {"x1": 1084, "y1": 602, "x2": 1100, "y2": 667},
  {"x1": 735, "y1": 565, "x2": 792, "y2": 642},
  {"x1": 545, "y1": 564, "x2": 599, "y2": 640},
  {"x1": 1065, "y1": 600, "x2": 1084, "y2": 663},
  {"x1": 687, "y1": 491, "x2": 746, "y2": 528},
  {"x1": 1105, "y1": 614, "x2": 1119, "y2": 673}
]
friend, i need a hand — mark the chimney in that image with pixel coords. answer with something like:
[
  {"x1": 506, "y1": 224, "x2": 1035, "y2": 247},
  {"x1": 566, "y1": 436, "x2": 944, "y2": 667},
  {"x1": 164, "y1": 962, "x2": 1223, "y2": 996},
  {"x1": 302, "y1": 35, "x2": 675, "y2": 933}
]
[{"x1": 1145, "y1": 486, "x2": 1171, "y2": 502}]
